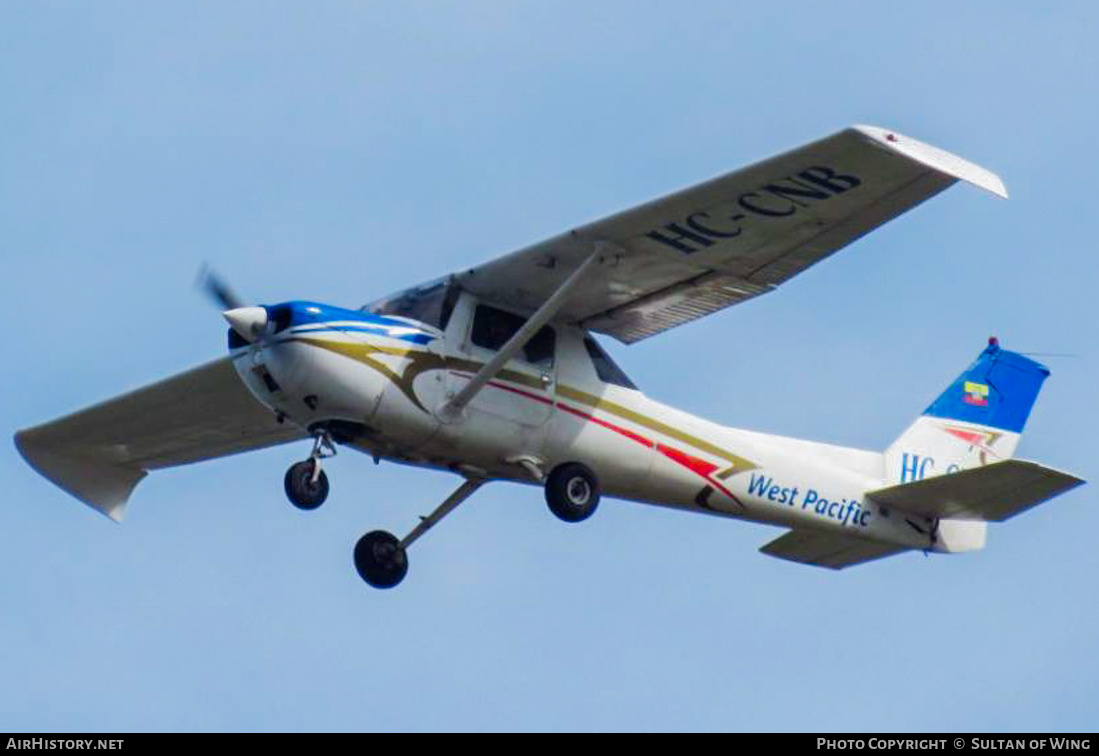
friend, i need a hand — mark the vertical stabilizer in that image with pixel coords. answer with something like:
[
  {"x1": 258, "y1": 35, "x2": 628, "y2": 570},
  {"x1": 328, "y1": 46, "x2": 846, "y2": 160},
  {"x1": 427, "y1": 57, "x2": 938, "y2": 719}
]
[
  {"x1": 885, "y1": 339, "x2": 1050, "y2": 485},
  {"x1": 883, "y1": 339, "x2": 1051, "y2": 554}
]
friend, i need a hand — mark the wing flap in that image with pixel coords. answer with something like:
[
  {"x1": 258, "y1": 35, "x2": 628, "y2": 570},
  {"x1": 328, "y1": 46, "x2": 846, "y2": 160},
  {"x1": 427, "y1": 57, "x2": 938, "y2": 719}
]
[
  {"x1": 581, "y1": 272, "x2": 773, "y2": 344},
  {"x1": 454, "y1": 125, "x2": 1006, "y2": 343},
  {"x1": 866, "y1": 460, "x2": 1085, "y2": 522},
  {"x1": 760, "y1": 529, "x2": 909, "y2": 569},
  {"x1": 15, "y1": 357, "x2": 304, "y2": 520}
]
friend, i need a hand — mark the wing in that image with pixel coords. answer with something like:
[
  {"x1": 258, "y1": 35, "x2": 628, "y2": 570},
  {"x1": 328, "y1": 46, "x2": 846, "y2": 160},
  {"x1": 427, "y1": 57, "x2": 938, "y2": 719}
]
[
  {"x1": 866, "y1": 460, "x2": 1085, "y2": 522},
  {"x1": 15, "y1": 358, "x2": 304, "y2": 521},
  {"x1": 454, "y1": 125, "x2": 1006, "y2": 343},
  {"x1": 760, "y1": 529, "x2": 910, "y2": 569}
]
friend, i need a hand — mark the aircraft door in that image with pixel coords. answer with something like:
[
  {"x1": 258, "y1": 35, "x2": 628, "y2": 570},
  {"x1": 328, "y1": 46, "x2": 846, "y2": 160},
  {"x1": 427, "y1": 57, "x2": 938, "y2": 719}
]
[{"x1": 444, "y1": 302, "x2": 557, "y2": 430}]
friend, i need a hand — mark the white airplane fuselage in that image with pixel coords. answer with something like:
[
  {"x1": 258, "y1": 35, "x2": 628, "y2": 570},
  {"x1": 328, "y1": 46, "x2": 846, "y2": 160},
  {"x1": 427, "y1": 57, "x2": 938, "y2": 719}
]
[{"x1": 231, "y1": 294, "x2": 941, "y2": 554}]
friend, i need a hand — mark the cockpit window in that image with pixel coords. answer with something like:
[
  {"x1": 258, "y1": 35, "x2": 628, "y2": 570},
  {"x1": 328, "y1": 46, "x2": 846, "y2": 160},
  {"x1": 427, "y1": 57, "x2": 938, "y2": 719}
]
[
  {"x1": 362, "y1": 277, "x2": 459, "y2": 331},
  {"x1": 584, "y1": 336, "x2": 637, "y2": 389},
  {"x1": 471, "y1": 304, "x2": 555, "y2": 368}
]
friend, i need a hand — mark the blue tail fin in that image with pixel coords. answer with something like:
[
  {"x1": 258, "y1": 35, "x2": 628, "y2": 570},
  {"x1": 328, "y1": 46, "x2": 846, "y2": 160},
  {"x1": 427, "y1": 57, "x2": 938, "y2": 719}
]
[
  {"x1": 886, "y1": 339, "x2": 1051, "y2": 485},
  {"x1": 922, "y1": 338, "x2": 1049, "y2": 433},
  {"x1": 883, "y1": 340, "x2": 1077, "y2": 556}
]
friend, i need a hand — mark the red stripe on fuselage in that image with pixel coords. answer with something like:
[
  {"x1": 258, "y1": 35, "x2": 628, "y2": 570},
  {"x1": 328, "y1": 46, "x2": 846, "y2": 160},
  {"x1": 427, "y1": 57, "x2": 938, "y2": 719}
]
[
  {"x1": 454, "y1": 373, "x2": 740, "y2": 504},
  {"x1": 556, "y1": 403, "x2": 653, "y2": 448},
  {"x1": 655, "y1": 444, "x2": 718, "y2": 477}
]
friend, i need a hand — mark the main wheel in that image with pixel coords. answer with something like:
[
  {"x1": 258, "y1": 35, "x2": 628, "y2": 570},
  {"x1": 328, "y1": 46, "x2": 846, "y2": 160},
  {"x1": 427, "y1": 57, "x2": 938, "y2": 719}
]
[
  {"x1": 284, "y1": 460, "x2": 329, "y2": 510},
  {"x1": 354, "y1": 530, "x2": 409, "y2": 589},
  {"x1": 545, "y1": 462, "x2": 601, "y2": 523}
]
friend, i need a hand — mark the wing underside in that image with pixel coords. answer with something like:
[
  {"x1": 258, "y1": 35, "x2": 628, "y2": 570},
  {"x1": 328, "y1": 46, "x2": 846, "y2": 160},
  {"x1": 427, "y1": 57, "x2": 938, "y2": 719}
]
[
  {"x1": 454, "y1": 125, "x2": 1006, "y2": 343},
  {"x1": 15, "y1": 357, "x2": 303, "y2": 521}
]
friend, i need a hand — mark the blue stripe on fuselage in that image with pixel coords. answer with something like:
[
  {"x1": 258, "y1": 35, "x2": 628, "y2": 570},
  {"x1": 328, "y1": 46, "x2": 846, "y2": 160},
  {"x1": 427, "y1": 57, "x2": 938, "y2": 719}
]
[
  {"x1": 265, "y1": 301, "x2": 438, "y2": 346},
  {"x1": 290, "y1": 324, "x2": 435, "y2": 345}
]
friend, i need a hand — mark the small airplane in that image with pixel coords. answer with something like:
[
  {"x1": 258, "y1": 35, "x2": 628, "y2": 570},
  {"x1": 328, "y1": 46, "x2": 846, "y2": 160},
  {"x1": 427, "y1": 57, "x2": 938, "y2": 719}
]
[{"x1": 15, "y1": 125, "x2": 1085, "y2": 589}]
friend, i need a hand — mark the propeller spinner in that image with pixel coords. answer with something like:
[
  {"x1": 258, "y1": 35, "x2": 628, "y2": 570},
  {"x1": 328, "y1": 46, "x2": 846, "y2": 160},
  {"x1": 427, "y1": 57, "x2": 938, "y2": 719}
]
[
  {"x1": 222, "y1": 306, "x2": 270, "y2": 343},
  {"x1": 198, "y1": 266, "x2": 271, "y2": 344}
]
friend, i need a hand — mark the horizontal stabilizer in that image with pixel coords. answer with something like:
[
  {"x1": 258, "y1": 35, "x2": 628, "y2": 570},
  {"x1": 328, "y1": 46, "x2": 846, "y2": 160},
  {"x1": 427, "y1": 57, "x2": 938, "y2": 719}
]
[
  {"x1": 760, "y1": 529, "x2": 909, "y2": 570},
  {"x1": 866, "y1": 460, "x2": 1084, "y2": 522}
]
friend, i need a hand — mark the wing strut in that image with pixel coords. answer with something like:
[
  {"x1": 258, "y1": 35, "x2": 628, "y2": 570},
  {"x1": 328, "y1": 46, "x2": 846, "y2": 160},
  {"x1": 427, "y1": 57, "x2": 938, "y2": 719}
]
[{"x1": 439, "y1": 244, "x2": 606, "y2": 420}]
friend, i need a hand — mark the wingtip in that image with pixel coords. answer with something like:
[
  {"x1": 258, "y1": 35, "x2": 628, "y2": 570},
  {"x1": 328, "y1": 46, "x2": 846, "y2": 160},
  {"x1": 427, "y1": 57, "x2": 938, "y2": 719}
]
[
  {"x1": 15, "y1": 428, "x2": 142, "y2": 523},
  {"x1": 13, "y1": 427, "x2": 33, "y2": 455},
  {"x1": 102, "y1": 503, "x2": 127, "y2": 523},
  {"x1": 851, "y1": 124, "x2": 1008, "y2": 200},
  {"x1": 981, "y1": 172, "x2": 1009, "y2": 200}
]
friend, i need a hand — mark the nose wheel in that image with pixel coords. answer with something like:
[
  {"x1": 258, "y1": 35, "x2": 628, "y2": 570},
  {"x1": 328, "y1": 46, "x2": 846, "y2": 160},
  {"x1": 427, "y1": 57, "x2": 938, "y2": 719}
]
[
  {"x1": 284, "y1": 460, "x2": 329, "y2": 510},
  {"x1": 284, "y1": 431, "x2": 336, "y2": 510}
]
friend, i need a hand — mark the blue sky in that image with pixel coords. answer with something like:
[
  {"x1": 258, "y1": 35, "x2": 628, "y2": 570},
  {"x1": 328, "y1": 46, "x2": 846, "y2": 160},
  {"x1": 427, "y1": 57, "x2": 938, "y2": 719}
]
[{"x1": 2, "y1": 1, "x2": 1096, "y2": 732}]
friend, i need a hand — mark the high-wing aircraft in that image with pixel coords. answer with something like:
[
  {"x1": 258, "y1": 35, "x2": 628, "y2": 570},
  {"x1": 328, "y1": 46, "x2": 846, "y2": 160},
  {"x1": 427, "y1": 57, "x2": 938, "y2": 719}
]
[{"x1": 15, "y1": 125, "x2": 1085, "y2": 589}]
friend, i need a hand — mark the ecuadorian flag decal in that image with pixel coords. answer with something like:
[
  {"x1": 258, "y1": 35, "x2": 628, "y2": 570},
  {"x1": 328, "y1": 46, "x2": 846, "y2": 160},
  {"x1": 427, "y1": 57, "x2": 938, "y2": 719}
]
[{"x1": 963, "y1": 381, "x2": 990, "y2": 406}]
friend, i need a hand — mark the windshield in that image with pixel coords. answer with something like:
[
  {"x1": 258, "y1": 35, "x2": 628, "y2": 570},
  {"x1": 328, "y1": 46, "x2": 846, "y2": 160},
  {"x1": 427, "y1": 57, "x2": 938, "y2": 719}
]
[{"x1": 362, "y1": 277, "x2": 459, "y2": 331}]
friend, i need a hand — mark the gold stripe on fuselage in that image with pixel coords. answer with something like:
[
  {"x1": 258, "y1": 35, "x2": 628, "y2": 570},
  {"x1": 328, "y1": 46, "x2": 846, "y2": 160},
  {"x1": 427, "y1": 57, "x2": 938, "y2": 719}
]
[{"x1": 288, "y1": 336, "x2": 757, "y2": 476}]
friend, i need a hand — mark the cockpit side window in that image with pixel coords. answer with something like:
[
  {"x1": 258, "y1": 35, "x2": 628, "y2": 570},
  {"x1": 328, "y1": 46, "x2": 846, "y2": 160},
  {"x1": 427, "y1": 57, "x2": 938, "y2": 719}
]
[
  {"x1": 470, "y1": 304, "x2": 555, "y2": 368},
  {"x1": 584, "y1": 336, "x2": 637, "y2": 389}
]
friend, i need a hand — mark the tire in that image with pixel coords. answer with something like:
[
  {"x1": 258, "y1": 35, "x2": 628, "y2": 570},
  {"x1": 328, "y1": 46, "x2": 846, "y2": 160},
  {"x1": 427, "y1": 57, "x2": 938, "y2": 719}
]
[
  {"x1": 284, "y1": 460, "x2": 329, "y2": 510},
  {"x1": 545, "y1": 462, "x2": 601, "y2": 523},
  {"x1": 354, "y1": 531, "x2": 409, "y2": 589}
]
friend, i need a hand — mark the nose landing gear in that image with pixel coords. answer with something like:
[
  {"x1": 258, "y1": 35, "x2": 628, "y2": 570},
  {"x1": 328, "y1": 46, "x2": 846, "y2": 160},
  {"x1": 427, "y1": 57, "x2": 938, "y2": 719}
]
[{"x1": 284, "y1": 431, "x2": 337, "y2": 510}]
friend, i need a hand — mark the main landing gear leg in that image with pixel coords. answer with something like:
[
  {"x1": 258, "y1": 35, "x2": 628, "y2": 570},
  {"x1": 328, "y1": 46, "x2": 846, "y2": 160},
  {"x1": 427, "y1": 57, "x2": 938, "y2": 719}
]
[
  {"x1": 284, "y1": 431, "x2": 337, "y2": 511},
  {"x1": 353, "y1": 477, "x2": 485, "y2": 589}
]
